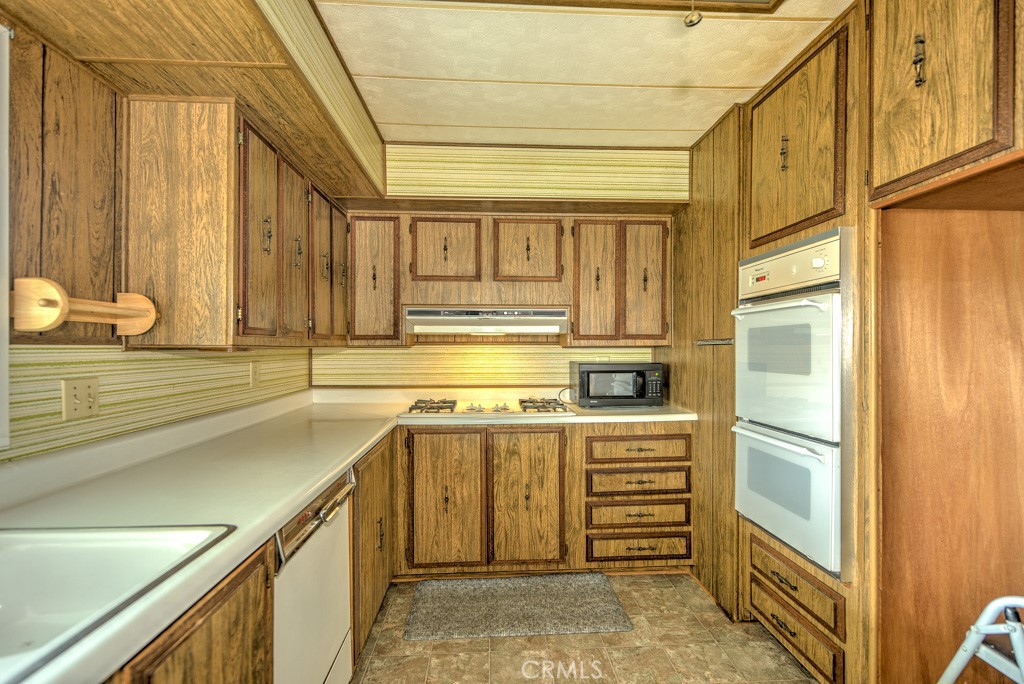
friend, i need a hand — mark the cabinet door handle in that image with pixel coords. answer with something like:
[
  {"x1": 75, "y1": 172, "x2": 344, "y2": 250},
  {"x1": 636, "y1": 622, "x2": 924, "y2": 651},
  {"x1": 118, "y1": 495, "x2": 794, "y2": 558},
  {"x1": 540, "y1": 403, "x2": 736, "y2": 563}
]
[
  {"x1": 913, "y1": 34, "x2": 927, "y2": 87},
  {"x1": 321, "y1": 253, "x2": 331, "y2": 280},
  {"x1": 770, "y1": 569, "x2": 798, "y2": 591},
  {"x1": 626, "y1": 545, "x2": 657, "y2": 552},
  {"x1": 780, "y1": 135, "x2": 789, "y2": 172},
  {"x1": 341, "y1": 263, "x2": 347, "y2": 287},
  {"x1": 643, "y1": 267, "x2": 649, "y2": 292},
  {"x1": 625, "y1": 512, "x2": 655, "y2": 519},
  {"x1": 595, "y1": 266, "x2": 601, "y2": 291},
  {"x1": 770, "y1": 613, "x2": 798, "y2": 637},
  {"x1": 443, "y1": 484, "x2": 449, "y2": 514},
  {"x1": 524, "y1": 482, "x2": 531, "y2": 511},
  {"x1": 626, "y1": 447, "x2": 656, "y2": 453},
  {"x1": 443, "y1": 236, "x2": 448, "y2": 262},
  {"x1": 293, "y1": 236, "x2": 303, "y2": 268},
  {"x1": 261, "y1": 216, "x2": 273, "y2": 254},
  {"x1": 625, "y1": 478, "x2": 656, "y2": 486},
  {"x1": 525, "y1": 236, "x2": 531, "y2": 261},
  {"x1": 372, "y1": 265, "x2": 377, "y2": 290},
  {"x1": 377, "y1": 517, "x2": 384, "y2": 551}
]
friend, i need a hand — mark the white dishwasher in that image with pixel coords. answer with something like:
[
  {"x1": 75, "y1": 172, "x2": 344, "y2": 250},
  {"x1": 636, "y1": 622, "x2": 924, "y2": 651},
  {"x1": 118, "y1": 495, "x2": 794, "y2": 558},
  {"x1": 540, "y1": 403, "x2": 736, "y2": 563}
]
[{"x1": 274, "y1": 473, "x2": 355, "y2": 684}]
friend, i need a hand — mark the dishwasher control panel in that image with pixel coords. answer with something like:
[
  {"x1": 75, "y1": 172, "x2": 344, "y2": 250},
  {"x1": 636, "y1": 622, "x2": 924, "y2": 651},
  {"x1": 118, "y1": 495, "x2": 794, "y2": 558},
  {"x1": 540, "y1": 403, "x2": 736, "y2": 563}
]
[{"x1": 277, "y1": 472, "x2": 353, "y2": 562}]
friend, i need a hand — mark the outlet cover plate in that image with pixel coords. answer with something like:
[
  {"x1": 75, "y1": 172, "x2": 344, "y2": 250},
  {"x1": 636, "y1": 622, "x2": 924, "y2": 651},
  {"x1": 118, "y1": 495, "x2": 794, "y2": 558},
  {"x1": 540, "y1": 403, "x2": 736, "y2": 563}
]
[
  {"x1": 61, "y1": 378, "x2": 99, "y2": 420},
  {"x1": 249, "y1": 361, "x2": 260, "y2": 388}
]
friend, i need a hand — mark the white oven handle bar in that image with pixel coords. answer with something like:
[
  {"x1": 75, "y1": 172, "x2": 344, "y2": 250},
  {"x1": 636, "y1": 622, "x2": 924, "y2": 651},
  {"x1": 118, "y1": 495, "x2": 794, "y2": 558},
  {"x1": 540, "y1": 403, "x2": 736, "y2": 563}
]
[
  {"x1": 731, "y1": 425, "x2": 826, "y2": 463},
  {"x1": 731, "y1": 298, "x2": 827, "y2": 319}
]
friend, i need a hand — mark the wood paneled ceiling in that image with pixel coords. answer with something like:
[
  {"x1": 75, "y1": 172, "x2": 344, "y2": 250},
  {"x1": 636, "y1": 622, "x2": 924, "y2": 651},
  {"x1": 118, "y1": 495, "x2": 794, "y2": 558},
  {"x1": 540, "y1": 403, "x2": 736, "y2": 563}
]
[{"x1": 315, "y1": 0, "x2": 853, "y2": 148}]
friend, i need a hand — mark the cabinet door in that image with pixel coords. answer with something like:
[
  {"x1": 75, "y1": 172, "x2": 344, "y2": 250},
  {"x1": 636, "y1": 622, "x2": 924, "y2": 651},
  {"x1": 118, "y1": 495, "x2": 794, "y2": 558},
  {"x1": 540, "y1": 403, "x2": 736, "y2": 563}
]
[
  {"x1": 493, "y1": 218, "x2": 563, "y2": 281},
  {"x1": 279, "y1": 160, "x2": 309, "y2": 338},
  {"x1": 353, "y1": 438, "x2": 392, "y2": 660},
  {"x1": 622, "y1": 220, "x2": 668, "y2": 340},
  {"x1": 309, "y1": 187, "x2": 334, "y2": 340},
  {"x1": 240, "y1": 125, "x2": 278, "y2": 337},
  {"x1": 349, "y1": 216, "x2": 401, "y2": 341},
  {"x1": 408, "y1": 429, "x2": 486, "y2": 566},
  {"x1": 749, "y1": 81, "x2": 788, "y2": 243},
  {"x1": 871, "y1": 0, "x2": 1013, "y2": 197},
  {"x1": 410, "y1": 217, "x2": 481, "y2": 281},
  {"x1": 331, "y1": 206, "x2": 347, "y2": 341},
  {"x1": 488, "y1": 428, "x2": 565, "y2": 563},
  {"x1": 111, "y1": 542, "x2": 274, "y2": 684},
  {"x1": 572, "y1": 220, "x2": 619, "y2": 340}
]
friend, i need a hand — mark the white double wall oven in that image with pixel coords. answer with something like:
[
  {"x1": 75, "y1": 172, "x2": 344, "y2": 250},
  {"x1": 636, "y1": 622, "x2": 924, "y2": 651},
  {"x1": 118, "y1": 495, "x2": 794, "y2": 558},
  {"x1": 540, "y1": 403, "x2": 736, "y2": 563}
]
[{"x1": 733, "y1": 230, "x2": 843, "y2": 573}]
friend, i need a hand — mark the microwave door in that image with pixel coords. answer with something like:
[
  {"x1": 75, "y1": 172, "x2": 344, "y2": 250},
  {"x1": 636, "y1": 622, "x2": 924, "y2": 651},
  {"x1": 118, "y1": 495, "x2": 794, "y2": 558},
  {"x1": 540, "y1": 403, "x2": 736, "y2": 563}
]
[{"x1": 733, "y1": 424, "x2": 840, "y2": 572}]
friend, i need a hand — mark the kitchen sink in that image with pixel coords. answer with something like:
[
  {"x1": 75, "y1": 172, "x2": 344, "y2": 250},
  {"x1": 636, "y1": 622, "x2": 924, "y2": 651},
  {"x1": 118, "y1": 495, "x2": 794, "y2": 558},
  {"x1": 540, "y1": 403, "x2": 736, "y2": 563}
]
[{"x1": 0, "y1": 525, "x2": 233, "y2": 683}]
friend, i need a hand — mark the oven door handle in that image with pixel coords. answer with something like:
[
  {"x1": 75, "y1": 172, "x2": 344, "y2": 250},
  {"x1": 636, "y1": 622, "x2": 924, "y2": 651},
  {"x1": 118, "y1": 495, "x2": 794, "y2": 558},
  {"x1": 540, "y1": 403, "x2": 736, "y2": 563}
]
[
  {"x1": 731, "y1": 426, "x2": 826, "y2": 463},
  {"x1": 731, "y1": 298, "x2": 828, "y2": 319}
]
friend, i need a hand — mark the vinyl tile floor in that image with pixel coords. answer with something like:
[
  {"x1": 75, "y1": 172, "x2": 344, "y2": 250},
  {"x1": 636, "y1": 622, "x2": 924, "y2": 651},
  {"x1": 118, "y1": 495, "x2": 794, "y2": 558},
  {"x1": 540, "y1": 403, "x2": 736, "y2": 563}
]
[{"x1": 351, "y1": 573, "x2": 816, "y2": 684}]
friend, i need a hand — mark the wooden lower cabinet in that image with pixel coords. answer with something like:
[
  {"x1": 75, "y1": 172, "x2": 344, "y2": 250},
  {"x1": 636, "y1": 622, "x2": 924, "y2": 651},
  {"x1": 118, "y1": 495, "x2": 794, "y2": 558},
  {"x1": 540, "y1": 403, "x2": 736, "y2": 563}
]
[
  {"x1": 109, "y1": 541, "x2": 275, "y2": 684},
  {"x1": 352, "y1": 435, "x2": 394, "y2": 661}
]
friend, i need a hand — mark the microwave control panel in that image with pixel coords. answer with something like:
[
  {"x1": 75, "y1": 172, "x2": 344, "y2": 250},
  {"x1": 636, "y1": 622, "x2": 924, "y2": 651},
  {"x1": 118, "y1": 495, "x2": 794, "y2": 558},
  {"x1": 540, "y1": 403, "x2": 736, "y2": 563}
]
[
  {"x1": 738, "y1": 229, "x2": 840, "y2": 299},
  {"x1": 646, "y1": 371, "x2": 663, "y2": 397}
]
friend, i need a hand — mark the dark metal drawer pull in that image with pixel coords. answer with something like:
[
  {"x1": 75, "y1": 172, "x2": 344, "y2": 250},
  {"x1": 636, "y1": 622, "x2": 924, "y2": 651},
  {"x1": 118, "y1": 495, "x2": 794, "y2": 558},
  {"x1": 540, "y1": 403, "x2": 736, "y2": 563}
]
[
  {"x1": 443, "y1": 236, "x2": 448, "y2": 262},
  {"x1": 913, "y1": 34, "x2": 927, "y2": 87},
  {"x1": 780, "y1": 135, "x2": 789, "y2": 172},
  {"x1": 626, "y1": 447, "x2": 656, "y2": 453},
  {"x1": 625, "y1": 512, "x2": 655, "y2": 519},
  {"x1": 626, "y1": 545, "x2": 657, "y2": 552},
  {"x1": 377, "y1": 517, "x2": 384, "y2": 551},
  {"x1": 443, "y1": 485, "x2": 449, "y2": 514},
  {"x1": 770, "y1": 612, "x2": 797, "y2": 637},
  {"x1": 625, "y1": 479, "x2": 656, "y2": 485},
  {"x1": 770, "y1": 569, "x2": 798, "y2": 591}
]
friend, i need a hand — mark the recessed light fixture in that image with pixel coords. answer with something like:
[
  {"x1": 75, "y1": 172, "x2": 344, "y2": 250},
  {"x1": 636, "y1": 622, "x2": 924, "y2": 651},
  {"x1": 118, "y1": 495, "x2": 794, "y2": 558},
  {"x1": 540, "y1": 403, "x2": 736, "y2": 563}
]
[{"x1": 684, "y1": 0, "x2": 703, "y2": 27}]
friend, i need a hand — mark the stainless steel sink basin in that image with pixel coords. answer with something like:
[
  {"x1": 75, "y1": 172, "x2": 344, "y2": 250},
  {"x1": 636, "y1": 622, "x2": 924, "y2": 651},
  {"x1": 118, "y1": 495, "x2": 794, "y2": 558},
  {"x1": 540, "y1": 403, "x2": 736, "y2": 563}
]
[{"x1": 0, "y1": 525, "x2": 233, "y2": 683}]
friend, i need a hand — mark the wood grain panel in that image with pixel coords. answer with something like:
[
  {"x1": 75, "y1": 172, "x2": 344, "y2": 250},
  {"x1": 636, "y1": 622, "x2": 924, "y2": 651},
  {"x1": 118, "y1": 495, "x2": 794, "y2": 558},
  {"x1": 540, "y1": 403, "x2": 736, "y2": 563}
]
[
  {"x1": 749, "y1": 76, "x2": 788, "y2": 242},
  {"x1": 586, "y1": 466, "x2": 689, "y2": 497},
  {"x1": 340, "y1": 198, "x2": 685, "y2": 215},
  {"x1": 310, "y1": 186, "x2": 334, "y2": 340},
  {"x1": 40, "y1": 48, "x2": 118, "y2": 340},
  {"x1": 9, "y1": 30, "x2": 43, "y2": 295},
  {"x1": 871, "y1": 0, "x2": 1014, "y2": 197},
  {"x1": 110, "y1": 541, "x2": 274, "y2": 684},
  {"x1": 586, "y1": 531, "x2": 690, "y2": 562},
  {"x1": 586, "y1": 433, "x2": 689, "y2": 464},
  {"x1": 487, "y1": 427, "x2": 565, "y2": 563},
  {"x1": 572, "y1": 220, "x2": 619, "y2": 339},
  {"x1": 622, "y1": 220, "x2": 668, "y2": 339},
  {"x1": 125, "y1": 98, "x2": 235, "y2": 347},
  {"x1": 348, "y1": 216, "x2": 401, "y2": 341},
  {"x1": 352, "y1": 437, "x2": 392, "y2": 661},
  {"x1": 330, "y1": 205, "x2": 348, "y2": 340},
  {"x1": 410, "y1": 217, "x2": 481, "y2": 281},
  {"x1": 586, "y1": 499, "x2": 690, "y2": 529},
  {"x1": 239, "y1": 124, "x2": 279, "y2": 337},
  {"x1": 879, "y1": 208, "x2": 1024, "y2": 684},
  {"x1": 278, "y1": 159, "x2": 309, "y2": 338},
  {"x1": 493, "y1": 218, "x2": 563, "y2": 282},
  {"x1": 409, "y1": 428, "x2": 487, "y2": 567}
]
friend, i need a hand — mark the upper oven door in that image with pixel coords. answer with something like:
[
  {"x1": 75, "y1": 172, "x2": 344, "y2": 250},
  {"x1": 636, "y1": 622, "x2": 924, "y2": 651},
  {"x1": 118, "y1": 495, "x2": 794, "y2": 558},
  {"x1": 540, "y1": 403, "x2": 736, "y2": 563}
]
[{"x1": 733, "y1": 291, "x2": 841, "y2": 443}]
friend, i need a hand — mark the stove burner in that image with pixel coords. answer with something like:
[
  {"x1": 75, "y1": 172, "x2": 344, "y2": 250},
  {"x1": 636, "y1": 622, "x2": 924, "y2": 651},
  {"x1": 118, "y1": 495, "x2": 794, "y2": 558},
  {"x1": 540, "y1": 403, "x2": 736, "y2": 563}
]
[
  {"x1": 491, "y1": 403, "x2": 512, "y2": 413},
  {"x1": 406, "y1": 398, "x2": 457, "y2": 414},
  {"x1": 519, "y1": 397, "x2": 570, "y2": 413}
]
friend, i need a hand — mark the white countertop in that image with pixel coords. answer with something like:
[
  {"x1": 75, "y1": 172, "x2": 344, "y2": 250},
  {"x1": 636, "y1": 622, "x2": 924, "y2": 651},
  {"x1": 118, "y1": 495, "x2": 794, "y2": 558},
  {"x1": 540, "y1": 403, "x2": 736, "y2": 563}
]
[{"x1": 0, "y1": 388, "x2": 694, "y2": 683}]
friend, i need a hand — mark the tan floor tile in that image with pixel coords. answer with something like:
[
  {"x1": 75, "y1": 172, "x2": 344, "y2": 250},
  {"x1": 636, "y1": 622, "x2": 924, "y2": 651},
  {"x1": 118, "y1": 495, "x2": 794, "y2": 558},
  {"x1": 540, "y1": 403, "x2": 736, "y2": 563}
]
[
  {"x1": 705, "y1": 620, "x2": 776, "y2": 646},
  {"x1": 663, "y1": 643, "x2": 744, "y2": 683},
  {"x1": 360, "y1": 655, "x2": 431, "y2": 684},
  {"x1": 426, "y1": 652, "x2": 490, "y2": 684},
  {"x1": 719, "y1": 639, "x2": 811, "y2": 682},
  {"x1": 604, "y1": 646, "x2": 683, "y2": 684},
  {"x1": 384, "y1": 594, "x2": 413, "y2": 621},
  {"x1": 631, "y1": 586, "x2": 691, "y2": 615},
  {"x1": 646, "y1": 611, "x2": 717, "y2": 645},
  {"x1": 670, "y1": 580, "x2": 722, "y2": 613},
  {"x1": 545, "y1": 632, "x2": 614, "y2": 649},
  {"x1": 490, "y1": 635, "x2": 552, "y2": 652},
  {"x1": 430, "y1": 636, "x2": 491, "y2": 653},
  {"x1": 372, "y1": 622, "x2": 434, "y2": 656},
  {"x1": 489, "y1": 650, "x2": 549, "y2": 683},
  {"x1": 600, "y1": 616, "x2": 661, "y2": 648},
  {"x1": 544, "y1": 649, "x2": 615, "y2": 682}
]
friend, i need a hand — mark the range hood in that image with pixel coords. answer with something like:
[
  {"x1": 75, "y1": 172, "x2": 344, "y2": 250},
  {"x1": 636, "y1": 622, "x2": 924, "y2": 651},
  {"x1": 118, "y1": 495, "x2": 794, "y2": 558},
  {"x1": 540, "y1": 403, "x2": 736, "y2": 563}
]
[{"x1": 405, "y1": 308, "x2": 569, "y2": 335}]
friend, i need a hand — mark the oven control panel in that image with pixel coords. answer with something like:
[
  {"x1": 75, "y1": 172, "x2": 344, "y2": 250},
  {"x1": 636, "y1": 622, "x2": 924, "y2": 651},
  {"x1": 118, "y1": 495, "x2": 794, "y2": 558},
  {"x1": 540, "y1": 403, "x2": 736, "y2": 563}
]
[{"x1": 738, "y1": 230, "x2": 840, "y2": 299}]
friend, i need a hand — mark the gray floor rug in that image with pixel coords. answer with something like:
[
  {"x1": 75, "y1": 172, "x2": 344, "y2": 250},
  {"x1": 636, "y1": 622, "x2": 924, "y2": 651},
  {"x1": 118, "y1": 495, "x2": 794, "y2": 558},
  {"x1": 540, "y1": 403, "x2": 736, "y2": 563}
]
[{"x1": 404, "y1": 572, "x2": 633, "y2": 640}]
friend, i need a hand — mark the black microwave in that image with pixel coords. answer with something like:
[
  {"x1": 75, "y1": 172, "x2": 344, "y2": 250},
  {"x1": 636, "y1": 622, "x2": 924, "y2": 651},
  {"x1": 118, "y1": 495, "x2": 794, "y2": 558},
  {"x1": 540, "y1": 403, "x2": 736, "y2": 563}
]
[{"x1": 570, "y1": 362, "x2": 665, "y2": 408}]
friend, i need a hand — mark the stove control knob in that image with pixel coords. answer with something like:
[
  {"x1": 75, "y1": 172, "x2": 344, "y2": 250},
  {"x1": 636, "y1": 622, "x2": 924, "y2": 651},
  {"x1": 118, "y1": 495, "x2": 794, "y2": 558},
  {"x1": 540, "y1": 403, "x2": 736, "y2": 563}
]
[{"x1": 812, "y1": 257, "x2": 826, "y2": 269}]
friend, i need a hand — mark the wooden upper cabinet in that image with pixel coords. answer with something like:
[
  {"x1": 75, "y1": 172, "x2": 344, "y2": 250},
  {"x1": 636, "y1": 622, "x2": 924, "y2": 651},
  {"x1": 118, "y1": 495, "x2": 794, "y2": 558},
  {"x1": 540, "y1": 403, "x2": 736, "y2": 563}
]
[
  {"x1": 240, "y1": 124, "x2": 279, "y2": 337},
  {"x1": 408, "y1": 429, "x2": 487, "y2": 567},
  {"x1": 488, "y1": 428, "x2": 566, "y2": 563},
  {"x1": 349, "y1": 216, "x2": 402, "y2": 341},
  {"x1": 110, "y1": 541, "x2": 274, "y2": 684},
  {"x1": 410, "y1": 217, "x2": 481, "y2": 281},
  {"x1": 309, "y1": 187, "x2": 335, "y2": 341},
  {"x1": 622, "y1": 221, "x2": 668, "y2": 340},
  {"x1": 870, "y1": 0, "x2": 1014, "y2": 198},
  {"x1": 749, "y1": 27, "x2": 847, "y2": 248},
  {"x1": 331, "y1": 206, "x2": 348, "y2": 340},
  {"x1": 573, "y1": 220, "x2": 619, "y2": 340},
  {"x1": 493, "y1": 218, "x2": 563, "y2": 281},
  {"x1": 279, "y1": 160, "x2": 309, "y2": 338}
]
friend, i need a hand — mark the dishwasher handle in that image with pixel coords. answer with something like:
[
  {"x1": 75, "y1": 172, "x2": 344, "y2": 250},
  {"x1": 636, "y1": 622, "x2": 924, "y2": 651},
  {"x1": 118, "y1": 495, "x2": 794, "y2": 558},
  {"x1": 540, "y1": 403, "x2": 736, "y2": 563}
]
[{"x1": 318, "y1": 482, "x2": 354, "y2": 526}]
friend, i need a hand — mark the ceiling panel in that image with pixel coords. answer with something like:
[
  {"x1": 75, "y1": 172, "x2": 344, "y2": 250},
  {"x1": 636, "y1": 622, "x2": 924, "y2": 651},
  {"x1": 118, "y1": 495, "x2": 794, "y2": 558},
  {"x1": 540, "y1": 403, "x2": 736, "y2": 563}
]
[{"x1": 379, "y1": 124, "x2": 702, "y2": 146}]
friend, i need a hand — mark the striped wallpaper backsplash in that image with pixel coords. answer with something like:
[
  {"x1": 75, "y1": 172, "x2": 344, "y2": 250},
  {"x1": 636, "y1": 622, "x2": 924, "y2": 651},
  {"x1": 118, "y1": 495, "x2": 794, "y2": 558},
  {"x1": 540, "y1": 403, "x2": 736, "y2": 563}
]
[
  {"x1": 312, "y1": 346, "x2": 652, "y2": 387},
  {"x1": 385, "y1": 145, "x2": 689, "y2": 200},
  {"x1": 2, "y1": 346, "x2": 309, "y2": 463}
]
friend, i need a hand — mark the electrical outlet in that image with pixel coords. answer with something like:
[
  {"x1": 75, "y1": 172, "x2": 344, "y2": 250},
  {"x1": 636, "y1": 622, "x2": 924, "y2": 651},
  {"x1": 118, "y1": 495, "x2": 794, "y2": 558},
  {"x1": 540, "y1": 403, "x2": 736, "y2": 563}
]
[
  {"x1": 61, "y1": 378, "x2": 99, "y2": 420},
  {"x1": 249, "y1": 361, "x2": 261, "y2": 389}
]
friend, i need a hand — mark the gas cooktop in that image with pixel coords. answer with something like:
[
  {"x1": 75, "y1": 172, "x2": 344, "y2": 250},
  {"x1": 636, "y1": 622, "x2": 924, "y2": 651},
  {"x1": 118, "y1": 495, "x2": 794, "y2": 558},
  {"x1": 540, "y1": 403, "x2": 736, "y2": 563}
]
[{"x1": 400, "y1": 397, "x2": 575, "y2": 418}]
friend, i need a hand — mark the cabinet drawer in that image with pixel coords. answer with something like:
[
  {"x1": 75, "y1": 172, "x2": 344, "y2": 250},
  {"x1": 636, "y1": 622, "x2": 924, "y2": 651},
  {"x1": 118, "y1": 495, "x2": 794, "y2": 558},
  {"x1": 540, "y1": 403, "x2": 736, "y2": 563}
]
[
  {"x1": 587, "y1": 466, "x2": 689, "y2": 497},
  {"x1": 586, "y1": 434, "x2": 689, "y2": 464},
  {"x1": 750, "y1": 534, "x2": 846, "y2": 641},
  {"x1": 586, "y1": 532, "x2": 690, "y2": 562},
  {"x1": 751, "y1": 576, "x2": 844, "y2": 684},
  {"x1": 586, "y1": 499, "x2": 690, "y2": 529}
]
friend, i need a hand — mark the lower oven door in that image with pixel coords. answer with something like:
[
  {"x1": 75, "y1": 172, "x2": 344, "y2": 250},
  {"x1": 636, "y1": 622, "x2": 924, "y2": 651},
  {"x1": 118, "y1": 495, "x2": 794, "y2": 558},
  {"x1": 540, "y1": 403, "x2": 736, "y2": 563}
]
[{"x1": 733, "y1": 422, "x2": 840, "y2": 572}]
